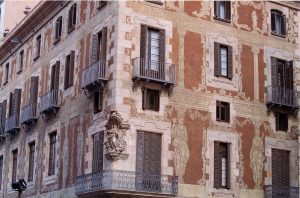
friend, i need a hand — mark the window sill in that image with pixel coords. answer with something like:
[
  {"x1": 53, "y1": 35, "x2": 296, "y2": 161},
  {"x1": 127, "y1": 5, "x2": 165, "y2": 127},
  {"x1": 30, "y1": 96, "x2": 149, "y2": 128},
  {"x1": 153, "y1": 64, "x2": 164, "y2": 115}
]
[
  {"x1": 33, "y1": 55, "x2": 40, "y2": 62},
  {"x1": 214, "y1": 16, "x2": 231, "y2": 24},
  {"x1": 67, "y1": 26, "x2": 75, "y2": 34},
  {"x1": 43, "y1": 174, "x2": 56, "y2": 185},
  {"x1": 215, "y1": 75, "x2": 232, "y2": 80},
  {"x1": 271, "y1": 32, "x2": 286, "y2": 38},
  {"x1": 53, "y1": 38, "x2": 61, "y2": 45}
]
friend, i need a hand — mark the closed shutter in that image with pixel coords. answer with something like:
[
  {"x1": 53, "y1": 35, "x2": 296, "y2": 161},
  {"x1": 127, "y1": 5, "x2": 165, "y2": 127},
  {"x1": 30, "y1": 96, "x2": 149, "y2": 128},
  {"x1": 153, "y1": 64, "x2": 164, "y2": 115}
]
[
  {"x1": 69, "y1": 51, "x2": 75, "y2": 87},
  {"x1": 64, "y1": 55, "x2": 70, "y2": 90},
  {"x1": 92, "y1": 132, "x2": 104, "y2": 172},
  {"x1": 271, "y1": 57, "x2": 277, "y2": 87},
  {"x1": 282, "y1": 15, "x2": 286, "y2": 35},
  {"x1": 91, "y1": 34, "x2": 99, "y2": 64},
  {"x1": 214, "y1": 1, "x2": 220, "y2": 18},
  {"x1": 272, "y1": 149, "x2": 289, "y2": 187},
  {"x1": 54, "y1": 61, "x2": 60, "y2": 91},
  {"x1": 28, "y1": 142, "x2": 35, "y2": 182},
  {"x1": 214, "y1": 43, "x2": 221, "y2": 77},
  {"x1": 271, "y1": 12, "x2": 275, "y2": 32},
  {"x1": 68, "y1": 7, "x2": 72, "y2": 29},
  {"x1": 136, "y1": 131, "x2": 145, "y2": 173},
  {"x1": 100, "y1": 27, "x2": 107, "y2": 63},
  {"x1": 225, "y1": 1, "x2": 231, "y2": 20},
  {"x1": 227, "y1": 46, "x2": 233, "y2": 79},
  {"x1": 226, "y1": 103, "x2": 230, "y2": 123},
  {"x1": 72, "y1": 4, "x2": 77, "y2": 27},
  {"x1": 286, "y1": 61, "x2": 293, "y2": 90},
  {"x1": 30, "y1": 76, "x2": 39, "y2": 105},
  {"x1": 13, "y1": 89, "x2": 21, "y2": 122},
  {"x1": 214, "y1": 142, "x2": 221, "y2": 188},
  {"x1": 98, "y1": 91, "x2": 103, "y2": 112}
]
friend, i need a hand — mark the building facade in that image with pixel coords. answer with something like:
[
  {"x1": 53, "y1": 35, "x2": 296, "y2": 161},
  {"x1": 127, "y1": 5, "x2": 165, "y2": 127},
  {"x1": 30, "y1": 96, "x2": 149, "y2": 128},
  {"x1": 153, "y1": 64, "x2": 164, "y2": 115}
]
[{"x1": 0, "y1": 1, "x2": 299, "y2": 198}]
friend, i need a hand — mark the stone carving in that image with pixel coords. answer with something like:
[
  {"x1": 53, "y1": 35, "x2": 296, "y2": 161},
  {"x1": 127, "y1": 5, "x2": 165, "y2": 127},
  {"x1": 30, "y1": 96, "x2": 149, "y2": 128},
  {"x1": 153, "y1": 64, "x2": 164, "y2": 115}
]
[
  {"x1": 171, "y1": 107, "x2": 189, "y2": 183},
  {"x1": 104, "y1": 110, "x2": 130, "y2": 161},
  {"x1": 250, "y1": 123, "x2": 265, "y2": 189}
]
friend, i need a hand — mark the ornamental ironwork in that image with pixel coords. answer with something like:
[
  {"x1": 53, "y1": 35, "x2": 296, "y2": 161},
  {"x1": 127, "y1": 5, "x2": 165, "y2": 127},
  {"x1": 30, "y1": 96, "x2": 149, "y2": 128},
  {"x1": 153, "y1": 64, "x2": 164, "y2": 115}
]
[
  {"x1": 104, "y1": 110, "x2": 130, "y2": 161},
  {"x1": 264, "y1": 185, "x2": 299, "y2": 198}
]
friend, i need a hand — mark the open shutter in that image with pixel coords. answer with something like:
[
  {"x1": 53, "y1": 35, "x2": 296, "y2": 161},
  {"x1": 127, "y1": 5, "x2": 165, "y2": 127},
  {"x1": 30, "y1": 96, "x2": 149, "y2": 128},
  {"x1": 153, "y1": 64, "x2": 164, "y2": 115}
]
[
  {"x1": 50, "y1": 65, "x2": 55, "y2": 91},
  {"x1": 271, "y1": 57, "x2": 277, "y2": 87},
  {"x1": 54, "y1": 61, "x2": 60, "y2": 91},
  {"x1": 214, "y1": 142, "x2": 221, "y2": 188},
  {"x1": 91, "y1": 34, "x2": 99, "y2": 64},
  {"x1": 98, "y1": 91, "x2": 103, "y2": 112},
  {"x1": 72, "y1": 4, "x2": 77, "y2": 27},
  {"x1": 214, "y1": 43, "x2": 220, "y2": 77},
  {"x1": 282, "y1": 150, "x2": 289, "y2": 186},
  {"x1": 64, "y1": 56, "x2": 70, "y2": 90},
  {"x1": 69, "y1": 51, "x2": 75, "y2": 87},
  {"x1": 159, "y1": 29, "x2": 166, "y2": 80},
  {"x1": 2, "y1": 100, "x2": 7, "y2": 127},
  {"x1": 227, "y1": 46, "x2": 233, "y2": 79},
  {"x1": 100, "y1": 27, "x2": 107, "y2": 63},
  {"x1": 226, "y1": 103, "x2": 230, "y2": 123},
  {"x1": 142, "y1": 88, "x2": 148, "y2": 110},
  {"x1": 226, "y1": 144, "x2": 230, "y2": 189},
  {"x1": 271, "y1": 12, "x2": 275, "y2": 32},
  {"x1": 13, "y1": 89, "x2": 21, "y2": 122},
  {"x1": 214, "y1": 1, "x2": 220, "y2": 18},
  {"x1": 287, "y1": 60, "x2": 293, "y2": 90},
  {"x1": 216, "y1": 101, "x2": 221, "y2": 121},
  {"x1": 225, "y1": 1, "x2": 231, "y2": 20},
  {"x1": 282, "y1": 15, "x2": 286, "y2": 36},
  {"x1": 140, "y1": 25, "x2": 148, "y2": 60},
  {"x1": 30, "y1": 76, "x2": 39, "y2": 104}
]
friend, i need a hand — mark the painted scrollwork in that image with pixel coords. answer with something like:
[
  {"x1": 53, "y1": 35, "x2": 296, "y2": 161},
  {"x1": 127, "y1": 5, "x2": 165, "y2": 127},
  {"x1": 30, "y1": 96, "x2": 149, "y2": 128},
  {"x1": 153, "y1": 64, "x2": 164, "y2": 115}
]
[{"x1": 104, "y1": 110, "x2": 130, "y2": 161}]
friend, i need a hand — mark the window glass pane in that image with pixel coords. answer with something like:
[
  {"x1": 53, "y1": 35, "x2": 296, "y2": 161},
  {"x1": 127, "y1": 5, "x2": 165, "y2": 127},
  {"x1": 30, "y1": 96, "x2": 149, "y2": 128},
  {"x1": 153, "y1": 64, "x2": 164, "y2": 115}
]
[
  {"x1": 220, "y1": 1, "x2": 226, "y2": 19},
  {"x1": 275, "y1": 14, "x2": 282, "y2": 34},
  {"x1": 221, "y1": 157, "x2": 227, "y2": 187},
  {"x1": 221, "y1": 47, "x2": 227, "y2": 76},
  {"x1": 148, "y1": 30, "x2": 160, "y2": 70}
]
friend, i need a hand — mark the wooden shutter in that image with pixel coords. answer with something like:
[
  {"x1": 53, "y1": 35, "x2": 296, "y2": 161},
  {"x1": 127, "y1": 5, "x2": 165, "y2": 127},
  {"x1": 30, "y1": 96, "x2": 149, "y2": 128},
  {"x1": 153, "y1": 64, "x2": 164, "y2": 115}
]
[
  {"x1": 136, "y1": 131, "x2": 145, "y2": 173},
  {"x1": 91, "y1": 34, "x2": 99, "y2": 64},
  {"x1": 142, "y1": 88, "x2": 148, "y2": 110},
  {"x1": 214, "y1": 142, "x2": 221, "y2": 188},
  {"x1": 216, "y1": 101, "x2": 221, "y2": 121},
  {"x1": 64, "y1": 55, "x2": 70, "y2": 90},
  {"x1": 30, "y1": 76, "x2": 39, "y2": 104},
  {"x1": 214, "y1": 43, "x2": 220, "y2": 77},
  {"x1": 50, "y1": 65, "x2": 55, "y2": 90},
  {"x1": 226, "y1": 143, "x2": 230, "y2": 189},
  {"x1": 100, "y1": 27, "x2": 107, "y2": 63},
  {"x1": 214, "y1": 1, "x2": 220, "y2": 18},
  {"x1": 92, "y1": 132, "x2": 104, "y2": 172},
  {"x1": 28, "y1": 142, "x2": 35, "y2": 182},
  {"x1": 271, "y1": 57, "x2": 277, "y2": 87},
  {"x1": 2, "y1": 100, "x2": 7, "y2": 126},
  {"x1": 281, "y1": 15, "x2": 286, "y2": 35},
  {"x1": 13, "y1": 89, "x2": 21, "y2": 121},
  {"x1": 275, "y1": 112, "x2": 279, "y2": 131},
  {"x1": 225, "y1": 1, "x2": 231, "y2": 20},
  {"x1": 0, "y1": 156, "x2": 3, "y2": 189},
  {"x1": 272, "y1": 149, "x2": 289, "y2": 186},
  {"x1": 12, "y1": 150, "x2": 18, "y2": 183},
  {"x1": 154, "y1": 90, "x2": 160, "y2": 112},
  {"x1": 69, "y1": 51, "x2": 75, "y2": 87},
  {"x1": 68, "y1": 7, "x2": 72, "y2": 29},
  {"x1": 54, "y1": 61, "x2": 60, "y2": 91},
  {"x1": 271, "y1": 11, "x2": 275, "y2": 32},
  {"x1": 140, "y1": 25, "x2": 148, "y2": 59},
  {"x1": 226, "y1": 103, "x2": 230, "y2": 123},
  {"x1": 227, "y1": 46, "x2": 233, "y2": 79},
  {"x1": 72, "y1": 4, "x2": 77, "y2": 27},
  {"x1": 49, "y1": 133, "x2": 56, "y2": 176},
  {"x1": 286, "y1": 60, "x2": 293, "y2": 90},
  {"x1": 159, "y1": 29, "x2": 165, "y2": 64},
  {"x1": 9, "y1": 93, "x2": 13, "y2": 116}
]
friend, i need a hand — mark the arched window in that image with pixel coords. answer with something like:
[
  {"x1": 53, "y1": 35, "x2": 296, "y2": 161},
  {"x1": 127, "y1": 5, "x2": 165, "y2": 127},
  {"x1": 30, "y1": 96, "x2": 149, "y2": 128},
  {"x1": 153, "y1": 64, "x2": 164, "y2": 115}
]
[
  {"x1": 54, "y1": 16, "x2": 62, "y2": 42},
  {"x1": 67, "y1": 3, "x2": 77, "y2": 33},
  {"x1": 271, "y1": 9, "x2": 286, "y2": 36}
]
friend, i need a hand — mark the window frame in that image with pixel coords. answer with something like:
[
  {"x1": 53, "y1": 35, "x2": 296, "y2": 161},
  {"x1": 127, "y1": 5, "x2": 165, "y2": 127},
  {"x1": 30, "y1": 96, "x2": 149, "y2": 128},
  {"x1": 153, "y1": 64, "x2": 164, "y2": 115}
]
[
  {"x1": 17, "y1": 50, "x2": 24, "y2": 74},
  {"x1": 271, "y1": 9, "x2": 286, "y2": 37},
  {"x1": 214, "y1": 1, "x2": 231, "y2": 23},
  {"x1": 33, "y1": 35, "x2": 41, "y2": 61},
  {"x1": 67, "y1": 3, "x2": 77, "y2": 33},
  {"x1": 12, "y1": 149, "x2": 18, "y2": 183},
  {"x1": 28, "y1": 142, "x2": 35, "y2": 182},
  {"x1": 216, "y1": 101, "x2": 230, "y2": 123},
  {"x1": 214, "y1": 42, "x2": 233, "y2": 79},
  {"x1": 93, "y1": 90, "x2": 103, "y2": 114},
  {"x1": 3, "y1": 63, "x2": 9, "y2": 85},
  {"x1": 142, "y1": 87, "x2": 160, "y2": 112},
  {"x1": 48, "y1": 132, "x2": 57, "y2": 176},
  {"x1": 276, "y1": 112, "x2": 288, "y2": 132},
  {"x1": 54, "y1": 16, "x2": 63, "y2": 44},
  {"x1": 214, "y1": 141, "x2": 230, "y2": 189}
]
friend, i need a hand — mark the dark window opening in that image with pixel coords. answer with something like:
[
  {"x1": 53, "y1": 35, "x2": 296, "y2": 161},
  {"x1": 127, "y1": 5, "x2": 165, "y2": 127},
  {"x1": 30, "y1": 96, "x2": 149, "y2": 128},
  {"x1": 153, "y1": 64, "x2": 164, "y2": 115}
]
[
  {"x1": 18, "y1": 50, "x2": 24, "y2": 74},
  {"x1": 276, "y1": 112, "x2": 288, "y2": 131},
  {"x1": 92, "y1": 132, "x2": 104, "y2": 172},
  {"x1": 214, "y1": 142, "x2": 230, "y2": 189},
  {"x1": 271, "y1": 10, "x2": 286, "y2": 37},
  {"x1": 214, "y1": 1, "x2": 231, "y2": 22},
  {"x1": 54, "y1": 16, "x2": 63, "y2": 43},
  {"x1": 64, "y1": 51, "x2": 75, "y2": 90},
  {"x1": 50, "y1": 61, "x2": 60, "y2": 91},
  {"x1": 68, "y1": 4, "x2": 77, "y2": 33},
  {"x1": 28, "y1": 142, "x2": 35, "y2": 182},
  {"x1": 34, "y1": 35, "x2": 41, "y2": 60},
  {"x1": 48, "y1": 132, "x2": 57, "y2": 176},
  {"x1": 97, "y1": 1, "x2": 108, "y2": 10},
  {"x1": 142, "y1": 88, "x2": 160, "y2": 111},
  {"x1": 216, "y1": 101, "x2": 230, "y2": 123},
  {"x1": 0, "y1": 156, "x2": 3, "y2": 190},
  {"x1": 93, "y1": 91, "x2": 103, "y2": 114},
  {"x1": 12, "y1": 149, "x2": 18, "y2": 183},
  {"x1": 4, "y1": 63, "x2": 9, "y2": 85},
  {"x1": 8, "y1": 92, "x2": 13, "y2": 117}
]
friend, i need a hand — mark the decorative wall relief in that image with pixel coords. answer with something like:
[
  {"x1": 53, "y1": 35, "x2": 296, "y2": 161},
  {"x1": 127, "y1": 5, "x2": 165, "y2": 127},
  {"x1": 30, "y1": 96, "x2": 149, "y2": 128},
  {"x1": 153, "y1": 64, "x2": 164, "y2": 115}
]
[{"x1": 104, "y1": 110, "x2": 130, "y2": 161}]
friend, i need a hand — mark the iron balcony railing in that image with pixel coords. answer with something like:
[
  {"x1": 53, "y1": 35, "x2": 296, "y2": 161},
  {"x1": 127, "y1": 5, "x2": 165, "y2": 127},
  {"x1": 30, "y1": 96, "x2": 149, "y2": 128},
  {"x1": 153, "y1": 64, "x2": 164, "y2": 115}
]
[
  {"x1": 75, "y1": 170, "x2": 178, "y2": 196},
  {"x1": 266, "y1": 86, "x2": 299, "y2": 109},
  {"x1": 40, "y1": 89, "x2": 59, "y2": 114},
  {"x1": 81, "y1": 60, "x2": 107, "y2": 89},
  {"x1": 132, "y1": 57, "x2": 176, "y2": 85},
  {"x1": 21, "y1": 103, "x2": 37, "y2": 124},
  {"x1": 264, "y1": 185, "x2": 299, "y2": 198},
  {"x1": 4, "y1": 115, "x2": 19, "y2": 133}
]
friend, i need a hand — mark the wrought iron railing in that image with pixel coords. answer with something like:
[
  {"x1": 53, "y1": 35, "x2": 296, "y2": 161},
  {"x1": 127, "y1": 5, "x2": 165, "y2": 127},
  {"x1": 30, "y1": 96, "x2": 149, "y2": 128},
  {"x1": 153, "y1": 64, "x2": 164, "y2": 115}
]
[
  {"x1": 132, "y1": 57, "x2": 176, "y2": 85},
  {"x1": 81, "y1": 60, "x2": 107, "y2": 89},
  {"x1": 5, "y1": 115, "x2": 19, "y2": 133},
  {"x1": 21, "y1": 103, "x2": 37, "y2": 124},
  {"x1": 266, "y1": 86, "x2": 299, "y2": 108},
  {"x1": 40, "y1": 89, "x2": 59, "y2": 114},
  {"x1": 75, "y1": 170, "x2": 178, "y2": 196},
  {"x1": 264, "y1": 185, "x2": 299, "y2": 198}
]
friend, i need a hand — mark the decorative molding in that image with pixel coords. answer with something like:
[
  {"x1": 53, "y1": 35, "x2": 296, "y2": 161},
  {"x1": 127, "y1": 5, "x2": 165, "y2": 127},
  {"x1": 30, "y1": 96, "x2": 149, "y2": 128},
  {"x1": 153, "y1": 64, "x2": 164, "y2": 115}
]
[{"x1": 104, "y1": 110, "x2": 130, "y2": 161}]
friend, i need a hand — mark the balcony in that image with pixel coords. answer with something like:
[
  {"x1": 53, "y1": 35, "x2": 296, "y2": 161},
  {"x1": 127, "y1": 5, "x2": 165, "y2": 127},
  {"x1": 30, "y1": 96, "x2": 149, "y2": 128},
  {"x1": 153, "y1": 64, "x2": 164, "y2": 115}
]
[
  {"x1": 264, "y1": 185, "x2": 299, "y2": 198},
  {"x1": 266, "y1": 86, "x2": 299, "y2": 112},
  {"x1": 39, "y1": 89, "x2": 59, "y2": 115},
  {"x1": 4, "y1": 115, "x2": 20, "y2": 134},
  {"x1": 81, "y1": 60, "x2": 107, "y2": 93},
  {"x1": 132, "y1": 58, "x2": 176, "y2": 87},
  {"x1": 21, "y1": 103, "x2": 38, "y2": 126},
  {"x1": 75, "y1": 170, "x2": 178, "y2": 197}
]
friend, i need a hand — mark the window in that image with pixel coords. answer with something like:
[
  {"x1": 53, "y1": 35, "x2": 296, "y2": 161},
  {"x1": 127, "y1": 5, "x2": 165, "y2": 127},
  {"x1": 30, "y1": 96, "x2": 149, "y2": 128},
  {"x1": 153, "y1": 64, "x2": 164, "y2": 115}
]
[
  {"x1": 64, "y1": 51, "x2": 75, "y2": 90},
  {"x1": 18, "y1": 50, "x2": 24, "y2": 73},
  {"x1": 93, "y1": 91, "x2": 103, "y2": 114},
  {"x1": 0, "y1": 156, "x2": 3, "y2": 190},
  {"x1": 142, "y1": 88, "x2": 160, "y2": 111},
  {"x1": 12, "y1": 149, "x2": 18, "y2": 183},
  {"x1": 271, "y1": 10, "x2": 286, "y2": 37},
  {"x1": 29, "y1": 76, "x2": 39, "y2": 105},
  {"x1": 97, "y1": 1, "x2": 108, "y2": 10},
  {"x1": 34, "y1": 35, "x2": 41, "y2": 60},
  {"x1": 54, "y1": 16, "x2": 63, "y2": 43},
  {"x1": 214, "y1": 43, "x2": 233, "y2": 79},
  {"x1": 3, "y1": 63, "x2": 9, "y2": 85},
  {"x1": 90, "y1": 27, "x2": 107, "y2": 64},
  {"x1": 68, "y1": 4, "x2": 77, "y2": 33},
  {"x1": 48, "y1": 132, "x2": 56, "y2": 176},
  {"x1": 276, "y1": 112, "x2": 288, "y2": 131},
  {"x1": 271, "y1": 58, "x2": 293, "y2": 90},
  {"x1": 216, "y1": 101, "x2": 230, "y2": 123},
  {"x1": 50, "y1": 61, "x2": 60, "y2": 91},
  {"x1": 28, "y1": 142, "x2": 35, "y2": 182},
  {"x1": 272, "y1": 149, "x2": 289, "y2": 187},
  {"x1": 8, "y1": 89, "x2": 21, "y2": 119},
  {"x1": 8, "y1": 92, "x2": 13, "y2": 117},
  {"x1": 214, "y1": 142, "x2": 230, "y2": 189},
  {"x1": 214, "y1": 1, "x2": 231, "y2": 22},
  {"x1": 92, "y1": 132, "x2": 104, "y2": 172}
]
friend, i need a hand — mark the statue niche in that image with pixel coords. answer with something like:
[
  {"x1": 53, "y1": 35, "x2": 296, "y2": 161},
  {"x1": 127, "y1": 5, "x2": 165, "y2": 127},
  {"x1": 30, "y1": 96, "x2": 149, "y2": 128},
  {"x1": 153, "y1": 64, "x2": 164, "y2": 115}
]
[{"x1": 104, "y1": 110, "x2": 130, "y2": 161}]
